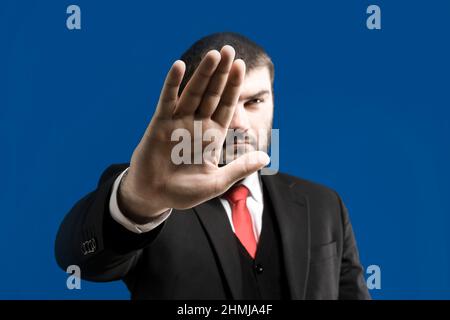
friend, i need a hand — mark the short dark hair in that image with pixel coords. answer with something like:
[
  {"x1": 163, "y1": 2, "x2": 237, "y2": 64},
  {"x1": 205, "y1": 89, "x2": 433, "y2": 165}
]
[{"x1": 179, "y1": 32, "x2": 274, "y2": 95}]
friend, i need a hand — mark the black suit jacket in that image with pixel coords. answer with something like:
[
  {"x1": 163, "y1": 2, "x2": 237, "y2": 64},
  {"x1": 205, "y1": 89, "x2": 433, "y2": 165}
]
[{"x1": 55, "y1": 164, "x2": 370, "y2": 300}]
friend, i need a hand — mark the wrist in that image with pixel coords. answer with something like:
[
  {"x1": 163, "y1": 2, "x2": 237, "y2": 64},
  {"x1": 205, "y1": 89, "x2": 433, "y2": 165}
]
[{"x1": 117, "y1": 171, "x2": 169, "y2": 224}]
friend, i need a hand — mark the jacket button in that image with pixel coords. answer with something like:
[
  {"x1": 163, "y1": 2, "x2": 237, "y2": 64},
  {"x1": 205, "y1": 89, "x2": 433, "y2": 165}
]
[{"x1": 255, "y1": 263, "x2": 264, "y2": 274}]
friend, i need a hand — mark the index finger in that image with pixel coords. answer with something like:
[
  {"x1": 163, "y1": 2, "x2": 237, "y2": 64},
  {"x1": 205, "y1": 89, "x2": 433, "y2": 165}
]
[{"x1": 211, "y1": 59, "x2": 246, "y2": 128}]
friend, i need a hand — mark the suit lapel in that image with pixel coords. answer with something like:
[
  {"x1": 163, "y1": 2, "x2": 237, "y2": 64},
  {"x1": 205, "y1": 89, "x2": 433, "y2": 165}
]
[
  {"x1": 193, "y1": 198, "x2": 243, "y2": 299},
  {"x1": 261, "y1": 174, "x2": 311, "y2": 299}
]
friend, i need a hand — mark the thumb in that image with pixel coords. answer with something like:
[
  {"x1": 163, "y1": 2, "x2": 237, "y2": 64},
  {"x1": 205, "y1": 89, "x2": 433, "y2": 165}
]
[{"x1": 217, "y1": 151, "x2": 270, "y2": 189}]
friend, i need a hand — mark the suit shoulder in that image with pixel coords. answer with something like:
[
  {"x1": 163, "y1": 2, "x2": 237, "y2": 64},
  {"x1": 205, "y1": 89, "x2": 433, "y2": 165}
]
[{"x1": 273, "y1": 172, "x2": 341, "y2": 202}]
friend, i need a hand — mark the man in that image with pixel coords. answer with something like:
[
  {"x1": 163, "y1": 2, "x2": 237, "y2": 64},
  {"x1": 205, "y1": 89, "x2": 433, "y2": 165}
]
[{"x1": 55, "y1": 32, "x2": 370, "y2": 300}]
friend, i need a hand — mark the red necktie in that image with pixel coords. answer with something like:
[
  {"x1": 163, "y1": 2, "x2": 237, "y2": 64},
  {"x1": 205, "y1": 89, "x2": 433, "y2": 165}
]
[{"x1": 224, "y1": 185, "x2": 257, "y2": 259}]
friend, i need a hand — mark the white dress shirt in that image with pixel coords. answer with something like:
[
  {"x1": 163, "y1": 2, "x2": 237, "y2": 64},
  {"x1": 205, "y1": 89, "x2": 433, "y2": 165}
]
[{"x1": 109, "y1": 168, "x2": 264, "y2": 241}]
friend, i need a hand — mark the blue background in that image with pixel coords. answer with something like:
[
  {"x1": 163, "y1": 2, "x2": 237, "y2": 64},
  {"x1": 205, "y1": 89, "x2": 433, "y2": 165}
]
[{"x1": 1, "y1": 0, "x2": 449, "y2": 299}]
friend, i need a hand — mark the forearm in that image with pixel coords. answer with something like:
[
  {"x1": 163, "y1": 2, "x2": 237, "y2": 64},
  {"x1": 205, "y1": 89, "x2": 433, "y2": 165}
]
[{"x1": 54, "y1": 164, "x2": 165, "y2": 282}]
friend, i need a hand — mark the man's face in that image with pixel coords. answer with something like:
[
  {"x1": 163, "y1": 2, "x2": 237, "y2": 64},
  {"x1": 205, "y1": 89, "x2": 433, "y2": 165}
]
[{"x1": 222, "y1": 66, "x2": 274, "y2": 162}]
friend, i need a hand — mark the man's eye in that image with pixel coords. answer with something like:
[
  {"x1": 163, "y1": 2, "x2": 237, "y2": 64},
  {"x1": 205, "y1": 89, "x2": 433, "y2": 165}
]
[{"x1": 246, "y1": 98, "x2": 263, "y2": 106}]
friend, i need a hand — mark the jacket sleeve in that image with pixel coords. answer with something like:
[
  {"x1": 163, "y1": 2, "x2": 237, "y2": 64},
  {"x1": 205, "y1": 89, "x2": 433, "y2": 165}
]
[
  {"x1": 54, "y1": 164, "x2": 165, "y2": 282},
  {"x1": 336, "y1": 193, "x2": 371, "y2": 300}
]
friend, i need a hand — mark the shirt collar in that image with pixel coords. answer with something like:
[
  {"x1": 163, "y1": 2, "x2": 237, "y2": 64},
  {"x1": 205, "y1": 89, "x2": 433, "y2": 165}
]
[{"x1": 239, "y1": 172, "x2": 263, "y2": 203}]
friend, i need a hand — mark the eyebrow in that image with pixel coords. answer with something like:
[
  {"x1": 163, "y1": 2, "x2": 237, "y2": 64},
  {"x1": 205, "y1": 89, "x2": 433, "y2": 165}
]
[{"x1": 239, "y1": 90, "x2": 271, "y2": 102}]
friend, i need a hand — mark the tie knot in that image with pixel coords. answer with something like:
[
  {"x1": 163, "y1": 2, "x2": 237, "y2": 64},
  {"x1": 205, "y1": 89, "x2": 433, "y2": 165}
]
[{"x1": 224, "y1": 185, "x2": 249, "y2": 204}]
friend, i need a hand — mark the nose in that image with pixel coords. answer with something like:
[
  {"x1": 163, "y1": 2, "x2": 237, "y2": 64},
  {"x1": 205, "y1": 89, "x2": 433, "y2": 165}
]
[{"x1": 228, "y1": 102, "x2": 250, "y2": 132}]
